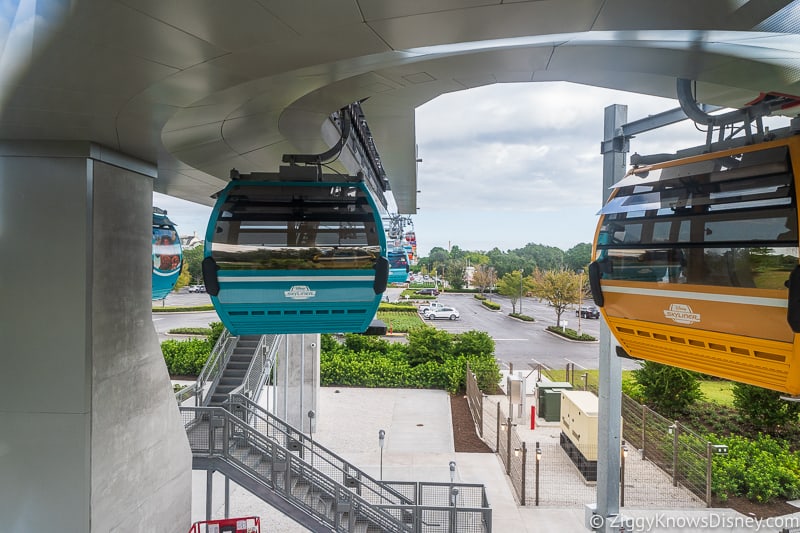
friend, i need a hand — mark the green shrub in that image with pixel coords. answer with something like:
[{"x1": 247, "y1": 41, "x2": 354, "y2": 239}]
[
  {"x1": 207, "y1": 321, "x2": 225, "y2": 347},
  {"x1": 711, "y1": 433, "x2": 800, "y2": 503},
  {"x1": 545, "y1": 325, "x2": 596, "y2": 341},
  {"x1": 320, "y1": 328, "x2": 501, "y2": 394},
  {"x1": 161, "y1": 338, "x2": 211, "y2": 376},
  {"x1": 509, "y1": 312, "x2": 534, "y2": 322},
  {"x1": 152, "y1": 305, "x2": 215, "y2": 312},
  {"x1": 407, "y1": 327, "x2": 454, "y2": 366},
  {"x1": 732, "y1": 383, "x2": 800, "y2": 433},
  {"x1": 168, "y1": 327, "x2": 212, "y2": 335},
  {"x1": 634, "y1": 361, "x2": 702, "y2": 417},
  {"x1": 378, "y1": 302, "x2": 417, "y2": 312},
  {"x1": 454, "y1": 330, "x2": 495, "y2": 358},
  {"x1": 481, "y1": 300, "x2": 501, "y2": 310}
]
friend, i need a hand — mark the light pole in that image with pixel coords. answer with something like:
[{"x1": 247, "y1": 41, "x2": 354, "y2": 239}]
[
  {"x1": 378, "y1": 429, "x2": 386, "y2": 480},
  {"x1": 519, "y1": 269, "x2": 524, "y2": 315},
  {"x1": 308, "y1": 410, "x2": 315, "y2": 467},
  {"x1": 535, "y1": 442, "x2": 542, "y2": 506},
  {"x1": 577, "y1": 269, "x2": 584, "y2": 336},
  {"x1": 621, "y1": 440, "x2": 628, "y2": 507}
]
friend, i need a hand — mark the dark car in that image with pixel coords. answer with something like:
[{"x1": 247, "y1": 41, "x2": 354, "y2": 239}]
[
  {"x1": 415, "y1": 288, "x2": 440, "y2": 296},
  {"x1": 576, "y1": 305, "x2": 600, "y2": 319}
]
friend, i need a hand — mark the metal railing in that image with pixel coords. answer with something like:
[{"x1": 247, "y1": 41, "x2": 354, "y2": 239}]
[
  {"x1": 229, "y1": 334, "x2": 281, "y2": 403},
  {"x1": 195, "y1": 328, "x2": 239, "y2": 406},
  {"x1": 182, "y1": 405, "x2": 491, "y2": 532},
  {"x1": 224, "y1": 394, "x2": 490, "y2": 512},
  {"x1": 465, "y1": 363, "x2": 483, "y2": 439}
]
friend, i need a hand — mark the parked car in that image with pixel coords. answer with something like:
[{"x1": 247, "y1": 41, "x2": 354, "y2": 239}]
[
  {"x1": 415, "y1": 288, "x2": 440, "y2": 296},
  {"x1": 420, "y1": 301, "x2": 445, "y2": 316},
  {"x1": 188, "y1": 284, "x2": 206, "y2": 293},
  {"x1": 427, "y1": 306, "x2": 460, "y2": 320},
  {"x1": 576, "y1": 305, "x2": 600, "y2": 319}
]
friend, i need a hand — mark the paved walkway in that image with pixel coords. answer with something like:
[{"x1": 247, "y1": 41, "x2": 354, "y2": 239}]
[{"x1": 189, "y1": 386, "x2": 800, "y2": 532}]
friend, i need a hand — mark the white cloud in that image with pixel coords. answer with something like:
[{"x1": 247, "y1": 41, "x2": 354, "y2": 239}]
[
  {"x1": 154, "y1": 80, "x2": 792, "y2": 259},
  {"x1": 411, "y1": 81, "x2": 789, "y2": 257}
]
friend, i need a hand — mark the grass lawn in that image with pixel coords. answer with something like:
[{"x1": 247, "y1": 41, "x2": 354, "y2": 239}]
[
  {"x1": 698, "y1": 380, "x2": 736, "y2": 407},
  {"x1": 376, "y1": 310, "x2": 426, "y2": 333},
  {"x1": 540, "y1": 368, "x2": 637, "y2": 390}
]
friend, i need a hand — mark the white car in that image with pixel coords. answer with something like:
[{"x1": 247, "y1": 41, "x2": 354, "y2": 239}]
[
  {"x1": 420, "y1": 301, "x2": 445, "y2": 316},
  {"x1": 427, "y1": 306, "x2": 460, "y2": 320}
]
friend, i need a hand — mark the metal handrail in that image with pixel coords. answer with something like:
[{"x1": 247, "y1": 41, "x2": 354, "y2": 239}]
[
  {"x1": 226, "y1": 393, "x2": 411, "y2": 508},
  {"x1": 183, "y1": 407, "x2": 415, "y2": 532},
  {"x1": 229, "y1": 334, "x2": 281, "y2": 403},
  {"x1": 174, "y1": 382, "x2": 198, "y2": 405},
  {"x1": 196, "y1": 328, "x2": 238, "y2": 406}
]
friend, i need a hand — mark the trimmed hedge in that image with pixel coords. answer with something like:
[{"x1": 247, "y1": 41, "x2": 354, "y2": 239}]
[
  {"x1": 481, "y1": 300, "x2": 501, "y2": 310},
  {"x1": 161, "y1": 338, "x2": 212, "y2": 375},
  {"x1": 509, "y1": 312, "x2": 534, "y2": 322},
  {"x1": 321, "y1": 330, "x2": 501, "y2": 394},
  {"x1": 153, "y1": 305, "x2": 215, "y2": 312},
  {"x1": 546, "y1": 325, "x2": 596, "y2": 341}
]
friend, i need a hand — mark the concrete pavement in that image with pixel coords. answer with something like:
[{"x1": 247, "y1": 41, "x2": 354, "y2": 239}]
[{"x1": 188, "y1": 385, "x2": 800, "y2": 532}]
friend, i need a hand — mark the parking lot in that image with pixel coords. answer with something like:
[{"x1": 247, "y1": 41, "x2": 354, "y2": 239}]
[{"x1": 408, "y1": 291, "x2": 637, "y2": 374}]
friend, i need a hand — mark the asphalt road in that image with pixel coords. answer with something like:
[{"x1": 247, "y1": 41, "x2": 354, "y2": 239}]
[
  {"x1": 152, "y1": 288, "x2": 639, "y2": 373},
  {"x1": 413, "y1": 292, "x2": 640, "y2": 374},
  {"x1": 152, "y1": 290, "x2": 217, "y2": 342}
]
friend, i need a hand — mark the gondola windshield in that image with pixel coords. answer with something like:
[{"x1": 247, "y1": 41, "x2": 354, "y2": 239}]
[
  {"x1": 596, "y1": 146, "x2": 798, "y2": 289},
  {"x1": 209, "y1": 183, "x2": 381, "y2": 270}
]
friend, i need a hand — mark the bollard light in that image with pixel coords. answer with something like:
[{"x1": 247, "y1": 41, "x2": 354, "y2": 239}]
[
  {"x1": 378, "y1": 429, "x2": 386, "y2": 480},
  {"x1": 450, "y1": 487, "x2": 459, "y2": 506},
  {"x1": 620, "y1": 439, "x2": 628, "y2": 507},
  {"x1": 514, "y1": 447, "x2": 521, "y2": 458},
  {"x1": 449, "y1": 461, "x2": 456, "y2": 483}
]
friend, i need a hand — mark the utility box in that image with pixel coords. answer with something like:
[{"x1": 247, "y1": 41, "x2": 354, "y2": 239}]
[
  {"x1": 507, "y1": 374, "x2": 527, "y2": 420},
  {"x1": 536, "y1": 381, "x2": 572, "y2": 419},
  {"x1": 560, "y1": 390, "x2": 600, "y2": 461},
  {"x1": 543, "y1": 389, "x2": 563, "y2": 422},
  {"x1": 559, "y1": 390, "x2": 624, "y2": 482}
]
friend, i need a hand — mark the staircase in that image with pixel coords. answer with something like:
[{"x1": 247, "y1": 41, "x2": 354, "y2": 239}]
[
  {"x1": 208, "y1": 335, "x2": 262, "y2": 406},
  {"x1": 181, "y1": 395, "x2": 492, "y2": 533},
  {"x1": 175, "y1": 331, "x2": 280, "y2": 409}
]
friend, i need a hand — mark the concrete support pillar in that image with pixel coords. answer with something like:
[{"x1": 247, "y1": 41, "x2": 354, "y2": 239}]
[
  {"x1": 0, "y1": 142, "x2": 192, "y2": 532},
  {"x1": 275, "y1": 334, "x2": 320, "y2": 433}
]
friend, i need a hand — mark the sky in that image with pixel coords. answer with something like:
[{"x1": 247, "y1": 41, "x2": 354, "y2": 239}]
[{"x1": 154, "y1": 81, "x2": 788, "y2": 258}]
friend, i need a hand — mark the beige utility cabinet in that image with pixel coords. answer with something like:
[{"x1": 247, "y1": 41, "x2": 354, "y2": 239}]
[
  {"x1": 560, "y1": 390, "x2": 601, "y2": 461},
  {"x1": 560, "y1": 390, "x2": 623, "y2": 461}
]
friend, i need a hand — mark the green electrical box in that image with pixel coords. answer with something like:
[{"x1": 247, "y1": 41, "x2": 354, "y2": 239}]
[
  {"x1": 536, "y1": 381, "x2": 573, "y2": 420},
  {"x1": 543, "y1": 389, "x2": 563, "y2": 422}
]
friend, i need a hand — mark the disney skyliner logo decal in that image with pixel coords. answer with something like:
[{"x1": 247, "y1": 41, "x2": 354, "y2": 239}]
[
  {"x1": 663, "y1": 303, "x2": 701, "y2": 325},
  {"x1": 284, "y1": 285, "x2": 316, "y2": 300}
]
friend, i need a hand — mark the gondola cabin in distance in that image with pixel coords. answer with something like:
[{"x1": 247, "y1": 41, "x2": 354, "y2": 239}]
[
  {"x1": 202, "y1": 170, "x2": 389, "y2": 335},
  {"x1": 590, "y1": 134, "x2": 800, "y2": 395},
  {"x1": 387, "y1": 246, "x2": 410, "y2": 284},
  {"x1": 152, "y1": 207, "x2": 182, "y2": 300}
]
